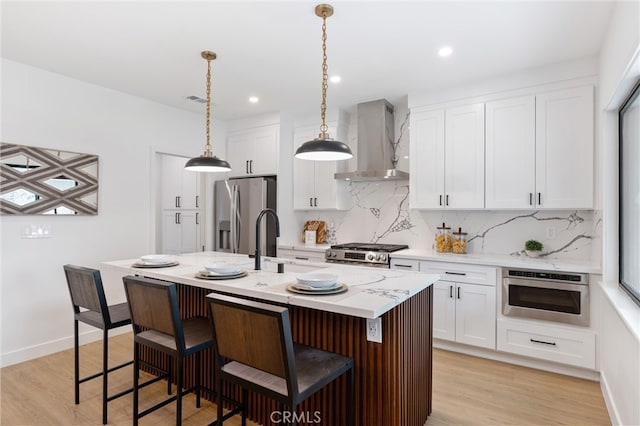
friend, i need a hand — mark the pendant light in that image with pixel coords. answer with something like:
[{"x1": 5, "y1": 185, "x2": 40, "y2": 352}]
[
  {"x1": 295, "y1": 4, "x2": 353, "y2": 161},
  {"x1": 185, "y1": 51, "x2": 231, "y2": 172}
]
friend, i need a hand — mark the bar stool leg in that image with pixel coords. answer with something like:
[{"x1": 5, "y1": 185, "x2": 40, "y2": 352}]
[
  {"x1": 167, "y1": 353, "x2": 172, "y2": 395},
  {"x1": 102, "y1": 328, "x2": 108, "y2": 425},
  {"x1": 347, "y1": 366, "x2": 354, "y2": 426},
  {"x1": 74, "y1": 320, "x2": 80, "y2": 405},
  {"x1": 241, "y1": 388, "x2": 248, "y2": 426},
  {"x1": 196, "y1": 352, "x2": 201, "y2": 408},
  {"x1": 133, "y1": 342, "x2": 140, "y2": 426},
  {"x1": 216, "y1": 373, "x2": 223, "y2": 426},
  {"x1": 176, "y1": 355, "x2": 183, "y2": 426}
]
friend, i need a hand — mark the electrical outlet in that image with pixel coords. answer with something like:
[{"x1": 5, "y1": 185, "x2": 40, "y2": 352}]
[
  {"x1": 366, "y1": 317, "x2": 382, "y2": 343},
  {"x1": 546, "y1": 226, "x2": 557, "y2": 240}
]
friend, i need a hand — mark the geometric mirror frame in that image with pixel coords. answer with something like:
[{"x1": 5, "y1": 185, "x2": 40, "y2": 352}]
[{"x1": 0, "y1": 142, "x2": 99, "y2": 215}]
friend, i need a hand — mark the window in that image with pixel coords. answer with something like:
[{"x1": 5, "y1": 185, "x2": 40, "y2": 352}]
[{"x1": 619, "y1": 80, "x2": 640, "y2": 306}]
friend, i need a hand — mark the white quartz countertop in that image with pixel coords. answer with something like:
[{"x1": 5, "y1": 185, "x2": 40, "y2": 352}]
[
  {"x1": 102, "y1": 251, "x2": 438, "y2": 319},
  {"x1": 391, "y1": 249, "x2": 601, "y2": 274}
]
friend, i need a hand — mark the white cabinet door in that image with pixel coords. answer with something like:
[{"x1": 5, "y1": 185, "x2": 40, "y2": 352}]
[
  {"x1": 293, "y1": 124, "x2": 347, "y2": 210},
  {"x1": 433, "y1": 281, "x2": 456, "y2": 342},
  {"x1": 160, "y1": 155, "x2": 200, "y2": 209},
  {"x1": 535, "y1": 86, "x2": 594, "y2": 209},
  {"x1": 444, "y1": 104, "x2": 485, "y2": 209},
  {"x1": 161, "y1": 210, "x2": 200, "y2": 254},
  {"x1": 455, "y1": 283, "x2": 496, "y2": 349},
  {"x1": 409, "y1": 109, "x2": 445, "y2": 209},
  {"x1": 227, "y1": 125, "x2": 278, "y2": 177},
  {"x1": 485, "y1": 96, "x2": 536, "y2": 209}
]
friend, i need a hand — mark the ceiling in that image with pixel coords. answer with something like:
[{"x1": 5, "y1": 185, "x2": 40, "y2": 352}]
[{"x1": 1, "y1": 1, "x2": 614, "y2": 121}]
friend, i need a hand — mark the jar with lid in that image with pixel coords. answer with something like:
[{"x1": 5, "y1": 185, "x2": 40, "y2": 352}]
[
  {"x1": 452, "y1": 227, "x2": 468, "y2": 254},
  {"x1": 435, "y1": 223, "x2": 452, "y2": 253}
]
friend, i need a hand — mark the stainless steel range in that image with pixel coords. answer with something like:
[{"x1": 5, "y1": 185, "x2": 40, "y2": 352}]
[{"x1": 325, "y1": 243, "x2": 409, "y2": 268}]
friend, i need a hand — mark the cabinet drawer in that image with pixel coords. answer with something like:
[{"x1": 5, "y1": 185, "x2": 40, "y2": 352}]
[
  {"x1": 497, "y1": 318, "x2": 595, "y2": 369},
  {"x1": 278, "y1": 248, "x2": 326, "y2": 263},
  {"x1": 390, "y1": 258, "x2": 420, "y2": 271},
  {"x1": 419, "y1": 261, "x2": 497, "y2": 286}
]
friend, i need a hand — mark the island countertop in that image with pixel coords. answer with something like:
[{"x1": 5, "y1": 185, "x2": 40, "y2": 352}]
[{"x1": 102, "y1": 251, "x2": 439, "y2": 319}]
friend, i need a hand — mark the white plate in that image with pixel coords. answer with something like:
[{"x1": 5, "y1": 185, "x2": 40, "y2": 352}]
[
  {"x1": 205, "y1": 263, "x2": 242, "y2": 275},
  {"x1": 296, "y1": 272, "x2": 338, "y2": 288},
  {"x1": 292, "y1": 281, "x2": 341, "y2": 291},
  {"x1": 140, "y1": 254, "x2": 174, "y2": 264}
]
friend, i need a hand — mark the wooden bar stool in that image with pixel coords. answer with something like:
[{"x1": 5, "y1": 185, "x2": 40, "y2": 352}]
[
  {"x1": 207, "y1": 293, "x2": 355, "y2": 425},
  {"x1": 123, "y1": 275, "x2": 242, "y2": 426},
  {"x1": 63, "y1": 264, "x2": 134, "y2": 425}
]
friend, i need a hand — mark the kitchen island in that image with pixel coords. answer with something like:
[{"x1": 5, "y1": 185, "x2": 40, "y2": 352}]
[{"x1": 103, "y1": 252, "x2": 438, "y2": 426}]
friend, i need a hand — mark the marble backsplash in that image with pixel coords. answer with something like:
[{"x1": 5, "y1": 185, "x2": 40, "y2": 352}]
[{"x1": 296, "y1": 181, "x2": 600, "y2": 262}]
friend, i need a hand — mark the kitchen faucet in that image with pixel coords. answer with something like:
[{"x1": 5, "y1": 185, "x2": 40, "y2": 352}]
[{"x1": 254, "y1": 208, "x2": 280, "y2": 270}]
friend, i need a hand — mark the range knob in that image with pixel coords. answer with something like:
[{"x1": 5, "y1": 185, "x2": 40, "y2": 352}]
[
  {"x1": 367, "y1": 253, "x2": 375, "y2": 261},
  {"x1": 327, "y1": 251, "x2": 335, "y2": 258},
  {"x1": 378, "y1": 254, "x2": 387, "y2": 261}
]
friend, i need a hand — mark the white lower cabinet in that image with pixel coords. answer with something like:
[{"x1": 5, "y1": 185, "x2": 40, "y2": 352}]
[
  {"x1": 497, "y1": 318, "x2": 596, "y2": 369},
  {"x1": 161, "y1": 210, "x2": 201, "y2": 254},
  {"x1": 421, "y1": 261, "x2": 497, "y2": 349},
  {"x1": 278, "y1": 247, "x2": 327, "y2": 263}
]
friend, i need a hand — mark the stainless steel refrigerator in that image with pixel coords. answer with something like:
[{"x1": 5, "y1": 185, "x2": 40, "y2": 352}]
[{"x1": 214, "y1": 176, "x2": 277, "y2": 257}]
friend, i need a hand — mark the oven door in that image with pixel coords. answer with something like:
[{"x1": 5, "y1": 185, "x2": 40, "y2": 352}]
[{"x1": 502, "y1": 277, "x2": 589, "y2": 326}]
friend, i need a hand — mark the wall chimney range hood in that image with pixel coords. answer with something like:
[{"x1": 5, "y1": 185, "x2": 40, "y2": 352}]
[{"x1": 334, "y1": 99, "x2": 409, "y2": 181}]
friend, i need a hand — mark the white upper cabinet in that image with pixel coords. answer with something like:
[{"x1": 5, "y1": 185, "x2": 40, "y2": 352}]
[
  {"x1": 410, "y1": 104, "x2": 484, "y2": 209},
  {"x1": 485, "y1": 86, "x2": 594, "y2": 209},
  {"x1": 227, "y1": 124, "x2": 279, "y2": 178},
  {"x1": 293, "y1": 123, "x2": 349, "y2": 210},
  {"x1": 160, "y1": 154, "x2": 201, "y2": 210},
  {"x1": 535, "y1": 86, "x2": 594, "y2": 209},
  {"x1": 485, "y1": 95, "x2": 536, "y2": 208}
]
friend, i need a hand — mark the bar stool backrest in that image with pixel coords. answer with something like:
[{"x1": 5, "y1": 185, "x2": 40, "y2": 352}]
[
  {"x1": 123, "y1": 276, "x2": 186, "y2": 351},
  {"x1": 64, "y1": 264, "x2": 111, "y2": 325},
  {"x1": 208, "y1": 294, "x2": 298, "y2": 398}
]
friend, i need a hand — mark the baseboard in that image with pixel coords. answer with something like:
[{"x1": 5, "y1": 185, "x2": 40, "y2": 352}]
[
  {"x1": 434, "y1": 340, "x2": 600, "y2": 381},
  {"x1": 0, "y1": 325, "x2": 132, "y2": 368},
  {"x1": 599, "y1": 370, "x2": 621, "y2": 425}
]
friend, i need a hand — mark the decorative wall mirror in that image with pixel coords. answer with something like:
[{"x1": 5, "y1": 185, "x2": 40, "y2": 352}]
[{"x1": 0, "y1": 142, "x2": 99, "y2": 215}]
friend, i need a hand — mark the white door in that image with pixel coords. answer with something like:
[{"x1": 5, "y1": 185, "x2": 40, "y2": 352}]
[
  {"x1": 535, "y1": 86, "x2": 594, "y2": 209},
  {"x1": 433, "y1": 281, "x2": 456, "y2": 342},
  {"x1": 409, "y1": 109, "x2": 445, "y2": 209},
  {"x1": 485, "y1": 96, "x2": 536, "y2": 209},
  {"x1": 249, "y1": 126, "x2": 279, "y2": 175},
  {"x1": 160, "y1": 155, "x2": 185, "y2": 209},
  {"x1": 180, "y1": 210, "x2": 200, "y2": 253},
  {"x1": 161, "y1": 210, "x2": 182, "y2": 254},
  {"x1": 445, "y1": 104, "x2": 485, "y2": 209},
  {"x1": 455, "y1": 283, "x2": 496, "y2": 349}
]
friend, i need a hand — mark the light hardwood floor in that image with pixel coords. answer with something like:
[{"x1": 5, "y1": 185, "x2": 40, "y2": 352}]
[{"x1": 1, "y1": 333, "x2": 610, "y2": 425}]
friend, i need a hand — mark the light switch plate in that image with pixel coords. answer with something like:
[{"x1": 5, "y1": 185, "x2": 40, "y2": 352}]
[{"x1": 22, "y1": 224, "x2": 52, "y2": 239}]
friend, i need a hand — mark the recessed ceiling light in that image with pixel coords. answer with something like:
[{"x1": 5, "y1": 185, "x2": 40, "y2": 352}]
[
  {"x1": 249, "y1": 96, "x2": 259, "y2": 103},
  {"x1": 330, "y1": 75, "x2": 341, "y2": 83},
  {"x1": 438, "y1": 46, "x2": 453, "y2": 57}
]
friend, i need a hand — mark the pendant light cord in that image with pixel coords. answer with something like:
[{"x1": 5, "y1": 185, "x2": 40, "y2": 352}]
[
  {"x1": 320, "y1": 13, "x2": 329, "y2": 138},
  {"x1": 205, "y1": 57, "x2": 213, "y2": 156}
]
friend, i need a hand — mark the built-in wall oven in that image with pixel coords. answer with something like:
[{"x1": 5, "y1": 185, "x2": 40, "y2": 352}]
[{"x1": 502, "y1": 268, "x2": 589, "y2": 326}]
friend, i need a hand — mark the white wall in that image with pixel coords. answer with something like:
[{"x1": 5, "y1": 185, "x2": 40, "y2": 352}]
[
  {"x1": 595, "y1": 1, "x2": 640, "y2": 425},
  {"x1": 0, "y1": 59, "x2": 223, "y2": 366}
]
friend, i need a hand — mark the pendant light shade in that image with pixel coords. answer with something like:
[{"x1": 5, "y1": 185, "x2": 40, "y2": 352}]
[
  {"x1": 295, "y1": 4, "x2": 353, "y2": 162},
  {"x1": 185, "y1": 51, "x2": 231, "y2": 173}
]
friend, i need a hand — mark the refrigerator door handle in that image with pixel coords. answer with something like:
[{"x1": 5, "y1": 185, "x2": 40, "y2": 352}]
[{"x1": 234, "y1": 185, "x2": 242, "y2": 253}]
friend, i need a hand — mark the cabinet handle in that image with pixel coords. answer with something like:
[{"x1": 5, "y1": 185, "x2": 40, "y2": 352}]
[
  {"x1": 457, "y1": 286, "x2": 461, "y2": 299},
  {"x1": 246, "y1": 160, "x2": 249, "y2": 174},
  {"x1": 445, "y1": 271, "x2": 466, "y2": 276},
  {"x1": 439, "y1": 195, "x2": 443, "y2": 206},
  {"x1": 309, "y1": 197, "x2": 313, "y2": 207},
  {"x1": 196, "y1": 195, "x2": 199, "y2": 208},
  {"x1": 530, "y1": 338, "x2": 556, "y2": 346},
  {"x1": 538, "y1": 192, "x2": 542, "y2": 205},
  {"x1": 175, "y1": 196, "x2": 180, "y2": 208},
  {"x1": 295, "y1": 256, "x2": 310, "y2": 261},
  {"x1": 196, "y1": 212, "x2": 199, "y2": 225},
  {"x1": 529, "y1": 193, "x2": 533, "y2": 206},
  {"x1": 446, "y1": 194, "x2": 449, "y2": 206},
  {"x1": 449, "y1": 285, "x2": 453, "y2": 298},
  {"x1": 175, "y1": 212, "x2": 181, "y2": 224},
  {"x1": 249, "y1": 160, "x2": 253, "y2": 174},
  {"x1": 314, "y1": 197, "x2": 318, "y2": 207},
  {"x1": 394, "y1": 264, "x2": 413, "y2": 269}
]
